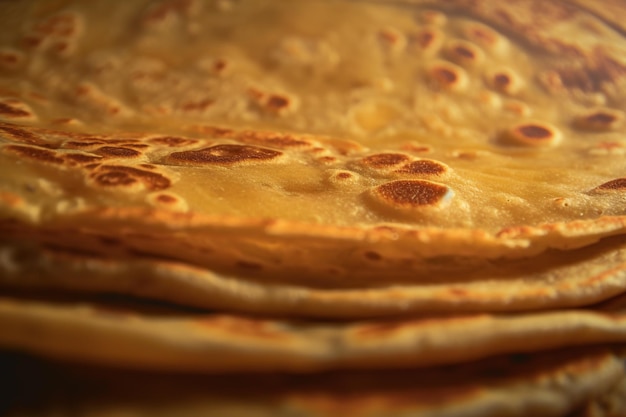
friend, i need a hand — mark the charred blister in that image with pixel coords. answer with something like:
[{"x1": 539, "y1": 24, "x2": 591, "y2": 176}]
[
  {"x1": 167, "y1": 144, "x2": 282, "y2": 166},
  {"x1": 146, "y1": 191, "x2": 189, "y2": 212},
  {"x1": 0, "y1": 124, "x2": 45, "y2": 145},
  {"x1": 428, "y1": 61, "x2": 468, "y2": 92},
  {"x1": 94, "y1": 146, "x2": 143, "y2": 159},
  {"x1": 88, "y1": 165, "x2": 171, "y2": 192},
  {"x1": 574, "y1": 108, "x2": 624, "y2": 132},
  {"x1": 407, "y1": 27, "x2": 444, "y2": 55},
  {"x1": 359, "y1": 153, "x2": 411, "y2": 170},
  {"x1": 63, "y1": 153, "x2": 103, "y2": 167},
  {"x1": 445, "y1": 40, "x2": 485, "y2": 68},
  {"x1": 488, "y1": 68, "x2": 524, "y2": 95},
  {"x1": 3, "y1": 144, "x2": 64, "y2": 165},
  {"x1": 394, "y1": 159, "x2": 449, "y2": 176},
  {"x1": 369, "y1": 179, "x2": 454, "y2": 209},
  {"x1": 248, "y1": 89, "x2": 298, "y2": 116},
  {"x1": 501, "y1": 122, "x2": 562, "y2": 147},
  {"x1": 326, "y1": 169, "x2": 361, "y2": 188}
]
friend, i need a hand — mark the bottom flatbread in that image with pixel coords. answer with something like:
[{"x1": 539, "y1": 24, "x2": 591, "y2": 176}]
[{"x1": 2, "y1": 347, "x2": 624, "y2": 417}]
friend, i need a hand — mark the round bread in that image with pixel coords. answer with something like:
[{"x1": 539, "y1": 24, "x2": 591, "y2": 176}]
[{"x1": 0, "y1": 0, "x2": 625, "y2": 261}]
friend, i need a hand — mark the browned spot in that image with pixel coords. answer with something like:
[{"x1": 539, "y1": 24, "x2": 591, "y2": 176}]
[
  {"x1": 410, "y1": 29, "x2": 435, "y2": 49},
  {"x1": 318, "y1": 156, "x2": 336, "y2": 163},
  {"x1": 95, "y1": 146, "x2": 142, "y2": 158},
  {"x1": 361, "y1": 153, "x2": 410, "y2": 169},
  {"x1": 455, "y1": 46, "x2": 474, "y2": 59},
  {"x1": 373, "y1": 180, "x2": 452, "y2": 208},
  {"x1": 574, "y1": 109, "x2": 623, "y2": 131},
  {"x1": 91, "y1": 165, "x2": 171, "y2": 191},
  {"x1": 446, "y1": 40, "x2": 483, "y2": 67},
  {"x1": 464, "y1": 23, "x2": 501, "y2": 50},
  {"x1": 0, "y1": 124, "x2": 42, "y2": 144},
  {"x1": 504, "y1": 122, "x2": 560, "y2": 147},
  {"x1": 518, "y1": 125, "x2": 551, "y2": 139},
  {"x1": 587, "y1": 113, "x2": 616, "y2": 124},
  {"x1": 214, "y1": 59, "x2": 227, "y2": 73},
  {"x1": 396, "y1": 160, "x2": 448, "y2": 175},
  {"x1": 63, "y1": 153, "x2": 102, "y2": 165},
  {"x1": 408, "y1": 27, "x2": 443, "y2": 56},
  {"x1": 266, "y1": 95, "x2": 290, "y2": 112},
  {"x1": 155, "y1": 194, "x2": 178, "y2": 204},
  {"x1": 140, "y1": 164, "x2": 156, "y2": 170},
  {"x1": 93, "y1": 171, "x2": 137, "y2": 187},
  {"x1": 435, "y1": 68, "x2": 456, "y2": 83},
  {"x1": 594, "y1": 178, "x2": 626, "y2": 192},
  {"x1": 429, "y1": 62, "x2": 467, "y2": 91},
  {"x1": 0, "y1": 102, "x2": 31, "y2": 118},
  {"x1": 4, "y1": 145, "x2": 63, "y2": 164},
  {"x1": 494, "y1": 73, "x2": 510, "y2": 88},
  {"x1": 336, "y1": 172, "x2": 353, "y2": 180},
  {"x1": 169, "y1": 144, "x2": 282, "y2": 166},
  {"x1": 148, "y1": 136, "x2": 198, "y2": 147},
  {"x1": 364, "y1": 251, "x2": 382, "y2": 261}
]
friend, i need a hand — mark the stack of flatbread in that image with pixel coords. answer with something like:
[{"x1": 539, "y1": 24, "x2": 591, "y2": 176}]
[{"x1": 1, "y1": 0, "x2": 625, "y2": 415}]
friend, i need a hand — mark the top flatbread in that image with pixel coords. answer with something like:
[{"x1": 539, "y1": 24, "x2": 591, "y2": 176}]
[{"x1": 0, "y1": 0, "x2": 625, "y2": 259}]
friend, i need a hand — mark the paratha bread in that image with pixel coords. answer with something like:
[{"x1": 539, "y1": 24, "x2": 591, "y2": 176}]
[
  {"x1": 2, "y1": 295, "x2": 626, "y2": 373},
  {"x1": 2, "y1": 347, "x2": 625, "y2": 417},
  {"x1": 2, "y1": 236, "x2": 626, "y2": 318},
  {"x1": 0, "y1": 0, "x2": 625, "y2": 262}
]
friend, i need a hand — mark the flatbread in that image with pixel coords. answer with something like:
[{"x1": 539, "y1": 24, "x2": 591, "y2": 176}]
[
  {"x1": 2, "y1": 295, "x2": 626, "y2": 372},
  {"x1": 3, "y1": 347, "x2": 624, "y2": 417},
  {"x1": 0, "y1": 0, "x2": 625, "y2": 262},
  {"x1": 2, "y1": 236, "x2": 626, "y2": 318}
]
